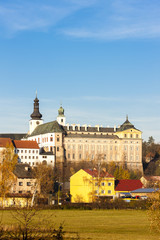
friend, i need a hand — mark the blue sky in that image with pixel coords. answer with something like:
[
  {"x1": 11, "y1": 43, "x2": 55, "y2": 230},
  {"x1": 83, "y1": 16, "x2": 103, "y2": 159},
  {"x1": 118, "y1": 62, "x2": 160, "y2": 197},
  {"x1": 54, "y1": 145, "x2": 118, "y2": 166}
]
[{"x1": 0, "y1": 0, "x2": 160, "y2": 142}]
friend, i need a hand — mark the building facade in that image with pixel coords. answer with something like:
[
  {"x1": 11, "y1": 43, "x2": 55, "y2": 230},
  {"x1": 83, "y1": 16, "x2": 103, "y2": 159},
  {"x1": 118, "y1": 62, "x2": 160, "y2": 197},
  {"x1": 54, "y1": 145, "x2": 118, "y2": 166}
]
[
  {"x1": 24, "y1": 96, "x2": 143, "y2": 172},
  {"x1": 70, "y1": 169, "x2": 115, "y2": 203}
]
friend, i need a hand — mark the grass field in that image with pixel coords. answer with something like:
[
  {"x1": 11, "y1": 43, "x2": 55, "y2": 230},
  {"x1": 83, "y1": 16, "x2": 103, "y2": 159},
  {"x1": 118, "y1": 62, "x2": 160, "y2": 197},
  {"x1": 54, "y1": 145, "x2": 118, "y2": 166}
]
[{"x1": 0, "y1": 209, "x2": 159, "y2": 240}]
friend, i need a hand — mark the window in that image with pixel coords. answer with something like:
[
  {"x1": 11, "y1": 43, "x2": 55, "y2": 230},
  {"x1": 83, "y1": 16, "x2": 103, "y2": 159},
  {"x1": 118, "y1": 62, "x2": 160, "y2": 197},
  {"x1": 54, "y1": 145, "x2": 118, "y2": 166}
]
[
  {"x1": 73, "y1": 154, "x2": 75, "y2": 159},
  {"x1": 25, "y1": 150, "x2": 27, "y2": 153},
  {"x1": 27, "y1": 182, "x2": 31, "y2": 186},
  {"x1": 29, "y1": 150, "x2": 31, "y2": 153},
  {"x1": 25, "y1": 156, "x2": 27, "y2": 159},
  {"x1": 101, "y1": 182, "x2": 105, "y2": 186},
  {"x1": 68, "y1": 154, "x2": 70, "y2": 159},
  {"x1": 136, "y1": 134, "x2": 139, "y2": 138},
  {"x1": 19, "y1": 191, "x2": 22, "y2": 194},
  {"x1": 95, "y1": 182, "x2": 98, "y2": 186},
  {"x1": 21, "y1": 156, "x2": 23, "y2": 159},
  {"x1": 79, "y1": 154, "x2": 81, "y2": 159},
  {"x1": 21, "y1": 150, "x2": 23, "y2": 153},
  {"x1": 32, "y1": 156, "x2": 35, "y2": 159},
  {"x1": 57, "y1": 147, "x2": 59, "y2": 151},
  {"x1": 32, "y1": 150, "x2": 35, "y2": 153},
  {"x1": 50, "y1": 137, "x2": 53, "y2": 141},
  {"x1": 36, "y1": 150, "x2": 38, "y2": 154},
  {"x1": 108, "y1": 182, "x2": 112, "y2": 186},
  {"x1": 108, "y1": 190, "x2": 111, "y2": 194},
  {"x1": 95, "y1": 190, "x2": 99, "y2": 194},
  {"x1": 32, "y1": 162, "x2": 34, "y2": 165},
  {"x1": 130, "y1": 134, "x2": 132, "y2": 138},
  {"x1": 136, "y1": 155, "x2": 139, "y2": 160},
  {"x1": 19, "y1": 182, "x2": 23, "y2": 186},
  {"x1": 101, "y1": 190, "x2": 105, "y2": 194},
  {"x1": 57, "y1": 138, "x2": 59, "y2": 142},
  {"x1": 29, "y1": 156, "x2": 31, "y2": 159}
]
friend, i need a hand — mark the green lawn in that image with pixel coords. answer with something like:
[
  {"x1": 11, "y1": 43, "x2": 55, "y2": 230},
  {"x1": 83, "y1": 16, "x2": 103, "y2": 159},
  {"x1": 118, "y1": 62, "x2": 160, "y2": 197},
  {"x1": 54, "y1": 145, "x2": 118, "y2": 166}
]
[{"x1": 0, "y1": 209, "x2": 159, "y2": 240}]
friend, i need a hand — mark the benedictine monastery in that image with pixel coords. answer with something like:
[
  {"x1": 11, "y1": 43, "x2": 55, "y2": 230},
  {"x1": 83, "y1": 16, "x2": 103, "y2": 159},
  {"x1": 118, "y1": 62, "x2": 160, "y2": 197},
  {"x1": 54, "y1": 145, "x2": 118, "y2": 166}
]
[{"x1": 0, "y1": 95, "x2": 143, "y2": 172}]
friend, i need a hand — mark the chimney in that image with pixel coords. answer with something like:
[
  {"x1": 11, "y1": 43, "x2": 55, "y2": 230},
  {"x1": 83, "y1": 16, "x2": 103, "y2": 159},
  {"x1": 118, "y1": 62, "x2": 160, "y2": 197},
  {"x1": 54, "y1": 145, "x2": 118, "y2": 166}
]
[
  {"x1": 83, "y1": 124, "x2": 87, "y2": 131},
  {"x1": 95, "y1": 125, "x2": 99, "y2": 131},
  {"x1": 77, "y1": 124, "x2": 80, "y2": 131},
  {"x1": 66, "y1": 123, "x2": 70, "y2": 130},
  {"x1": 71, "y1": 124, "x2": 76, "y2": 131}
]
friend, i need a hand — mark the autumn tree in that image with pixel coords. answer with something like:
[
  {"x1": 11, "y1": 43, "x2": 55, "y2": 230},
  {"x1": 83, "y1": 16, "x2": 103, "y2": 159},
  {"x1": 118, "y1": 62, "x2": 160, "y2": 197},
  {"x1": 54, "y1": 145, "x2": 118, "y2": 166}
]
[
  {"x1": 0, "y1": 143, "x2": 18, "y2": 207},
  {"x1": 148, "y1": 189, "x2": 160, "y2": 234}
]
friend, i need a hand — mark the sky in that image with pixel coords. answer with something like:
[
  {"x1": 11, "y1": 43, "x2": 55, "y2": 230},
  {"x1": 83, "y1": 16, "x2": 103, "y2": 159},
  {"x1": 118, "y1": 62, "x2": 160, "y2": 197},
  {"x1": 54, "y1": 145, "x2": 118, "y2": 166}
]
[{"x1": 0, "y1": 0, "x2": 160, "y2": 142}]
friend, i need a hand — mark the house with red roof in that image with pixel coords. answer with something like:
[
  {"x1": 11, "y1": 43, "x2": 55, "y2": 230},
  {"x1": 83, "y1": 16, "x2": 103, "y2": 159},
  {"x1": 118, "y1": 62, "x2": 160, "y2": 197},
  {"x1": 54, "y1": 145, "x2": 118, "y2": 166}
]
[
  {"x1": 14, "y1": 140, "x2": 55, "y2": 166},
  {"x1": 115, "y1": 179, "x2": 143, "y2": 197},
  {"x1": 14, "y1": 140, "x2": 40, "y2": 167},
  {"x1": 70, "y1": 169, "x2": 115, "y2": 203}
]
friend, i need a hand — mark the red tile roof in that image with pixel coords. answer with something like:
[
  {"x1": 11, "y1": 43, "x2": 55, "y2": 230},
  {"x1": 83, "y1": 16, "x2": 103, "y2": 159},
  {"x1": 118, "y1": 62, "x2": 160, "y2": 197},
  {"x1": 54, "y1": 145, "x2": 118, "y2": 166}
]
[
  {"x1": 14, "y1": 140, "x2": 39, "y2": 149},
  {"x1": 115, "y1": 179, "x2": 143, "y2": 191},
  {"x1": 83, "y1": 169, "x2": 114, "y2": 178},
  {"x1": 0, "y1": 138, "x2": 12, "y2": 148}
]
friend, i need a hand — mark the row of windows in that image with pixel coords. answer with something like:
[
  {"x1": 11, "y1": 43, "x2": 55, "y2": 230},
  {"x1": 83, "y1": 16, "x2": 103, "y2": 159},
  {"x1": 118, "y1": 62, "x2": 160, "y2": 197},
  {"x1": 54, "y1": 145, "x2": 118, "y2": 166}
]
[
  {"x1": 67, "y1": 153, "x2": 139, "y2": 161},
  {"x1": 19, "y1": 182, "x2": 31, "y2": 186},
  {"x1": 40, "y1": 137, "x2": 60, "y2": 143},
  {"x1": 67, "y1": 145, "x2": 139, "y2": 151},
  {"x1": 124, "y1": 134, "x2": 139, "y2": 138},
  {"x1": 95, "y1": 190, "x2": 112, "y2": 194},
  {"x1": 22, "y1": 161, "x2": 53, "y2": 166},
  {"x1": 124, "y1": 146, "x2": 139, "y2": 151},
  {"x1": 95, "y1": 182, "x2": 112, "y2": 186},
  {"x1": 18, "y1": 149, "x2": 39, "y2": 154},
  {"x1": 20, "y1": 156, "x2": 38, "y2": 160}
]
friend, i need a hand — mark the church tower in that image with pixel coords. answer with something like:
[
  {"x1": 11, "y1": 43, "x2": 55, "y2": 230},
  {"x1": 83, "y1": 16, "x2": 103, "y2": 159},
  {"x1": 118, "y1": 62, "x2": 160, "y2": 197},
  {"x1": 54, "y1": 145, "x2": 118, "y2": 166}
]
[
  {"x1": 29, "y1": 94, "x2": 43, "y2": 134},
  {"x1": 57, "y1": 105, "x2": 66, "y2": 126}
]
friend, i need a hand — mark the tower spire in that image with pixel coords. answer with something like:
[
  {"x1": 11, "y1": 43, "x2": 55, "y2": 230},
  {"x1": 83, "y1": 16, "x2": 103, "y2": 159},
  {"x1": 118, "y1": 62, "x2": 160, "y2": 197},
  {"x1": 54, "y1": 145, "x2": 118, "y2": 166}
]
[{"x1": 30, "y1": 94, "x2": 42, "y2": 120}]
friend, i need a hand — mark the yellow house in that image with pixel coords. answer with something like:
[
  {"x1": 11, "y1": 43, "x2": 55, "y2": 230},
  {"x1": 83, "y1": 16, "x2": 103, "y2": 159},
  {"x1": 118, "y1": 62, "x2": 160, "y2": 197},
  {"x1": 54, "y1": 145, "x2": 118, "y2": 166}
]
[{"x1": 70, "y1": 169, "x2": 115, "y2": 203}]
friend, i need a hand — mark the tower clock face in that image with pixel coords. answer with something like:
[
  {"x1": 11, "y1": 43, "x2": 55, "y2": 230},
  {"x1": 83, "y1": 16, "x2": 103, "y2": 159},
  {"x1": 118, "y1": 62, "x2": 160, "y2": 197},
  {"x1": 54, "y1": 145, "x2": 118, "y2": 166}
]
[{"x1": 36, "y1": 121, "x2": 40, "y2": 125}]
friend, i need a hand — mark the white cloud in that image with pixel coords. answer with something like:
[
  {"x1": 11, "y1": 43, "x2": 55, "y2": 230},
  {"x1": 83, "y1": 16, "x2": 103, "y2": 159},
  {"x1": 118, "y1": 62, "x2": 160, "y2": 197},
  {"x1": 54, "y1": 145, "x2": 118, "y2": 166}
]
[
  {"x1": 0, "y1": 0, "x2": 97, "y2": 35},
  {"x1": 62, "y1": 0, "x2": 160, "y2": 40}
]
